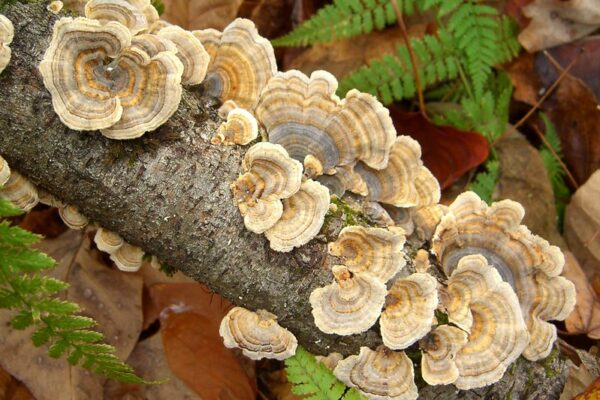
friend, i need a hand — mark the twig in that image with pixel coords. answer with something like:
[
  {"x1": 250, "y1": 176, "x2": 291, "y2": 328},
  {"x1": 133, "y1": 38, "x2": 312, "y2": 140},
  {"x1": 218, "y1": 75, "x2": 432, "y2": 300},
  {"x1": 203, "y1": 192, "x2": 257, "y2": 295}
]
[
  {"x1": 531, "y1": 123, "x2": 579, "y2": 189},
  {"x1": 492, "y1": 54, "x2": 580, "y2": 146},
  {"x1": 390, "y1": 0, "x2": 427, "y2": 118}
]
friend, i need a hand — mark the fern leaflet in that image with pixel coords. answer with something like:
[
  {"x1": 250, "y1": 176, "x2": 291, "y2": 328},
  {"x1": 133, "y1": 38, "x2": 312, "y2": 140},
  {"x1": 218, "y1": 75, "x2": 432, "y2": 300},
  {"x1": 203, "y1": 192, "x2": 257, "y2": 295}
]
[
  {"x1": 286, "y1": 346, "x2": 365, "y2": 399},
  {"x1": 469, "y1": 159, "x2": 500, "y2": 204},
  {"x1": 0, "y1": 195, "x2": 155, "y2": 384}
]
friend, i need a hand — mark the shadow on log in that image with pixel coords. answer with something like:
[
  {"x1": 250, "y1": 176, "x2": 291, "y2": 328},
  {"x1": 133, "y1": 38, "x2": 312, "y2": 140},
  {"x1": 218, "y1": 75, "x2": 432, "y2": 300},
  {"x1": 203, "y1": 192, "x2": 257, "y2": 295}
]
[{"x1": 0, "y1": 3, "x2": 569, "y2": 399}]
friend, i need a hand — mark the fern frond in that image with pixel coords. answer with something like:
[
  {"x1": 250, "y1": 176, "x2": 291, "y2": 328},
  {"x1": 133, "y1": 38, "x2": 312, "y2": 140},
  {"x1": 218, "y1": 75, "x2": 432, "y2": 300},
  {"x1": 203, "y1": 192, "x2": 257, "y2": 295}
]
[
  {"x1": 538, "y1": 113, "x2": 571, "y2": 228},
  {"x1": 286, "y1": 346, "x2": 365, "y2": 399},
  {"x1": 272, "y1": 0, "x2": 422, "y2": 47},
  {"x1": 496, "y1": 16, "x2": 521, "y2": 63},
  {"x1": 469, "y1": 159, "x2": 500, "y2": 204},
  {"x1": 0, "y1": 196, "x2": 155, "y2": 384},
  {"x1": 447, "y1": 3, "x2": 500, "y2": 99},
  {"x1": 338, "y1": 31, "x2": 461, "y2": 103}
]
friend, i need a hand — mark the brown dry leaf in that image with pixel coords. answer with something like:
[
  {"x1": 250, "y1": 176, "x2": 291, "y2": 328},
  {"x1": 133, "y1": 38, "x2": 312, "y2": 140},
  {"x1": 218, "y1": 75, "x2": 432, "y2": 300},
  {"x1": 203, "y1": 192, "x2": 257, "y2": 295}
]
[
  {"x1": 560, "y1": 349, "x2": 600, "y2": 400},
  {"x1": 161, "y1": 0, "x2": 243, "y2": 30},
  {"x1": 149, "y1": 283, "x2": 256, "y2": 400},
  {"x1": 264, "y1": 369, "x2": 304, "y2": 400},
  {"x1": 563, "y1": 252, "x2": 600, "y2": 338},
  {"x1": 0, "y1": 230, "x2": 144, "y2": 400},
  {"x1": 19, "y1": 207, "x2": 68, "y2": 238},
  {"x1": 237, "y1": 0, "x2": 293, "y2": 39},
  {"x1": 574, "y1": 377, "x2": 600, "y2": 400},
  {"x1": 506, "y1": 52, "x2": 543, "y2": 106},
  {"x1": 519, "y1": 0, "x2": 600, "y2": 52},
  {"x1": 0, "y1": 366, "x2": 35, "y2": 400},
  {"x1": 565, "y1": 169, "x2": 600, "y2": 280},
  {"x1": 104, "y1": 334, "x2": 200, "y2": 400}
]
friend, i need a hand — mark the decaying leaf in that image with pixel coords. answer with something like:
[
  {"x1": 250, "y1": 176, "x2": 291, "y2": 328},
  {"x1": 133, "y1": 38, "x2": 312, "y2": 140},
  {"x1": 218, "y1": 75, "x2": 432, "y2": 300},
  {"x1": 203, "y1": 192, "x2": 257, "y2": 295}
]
[
  {"x1": 389, "y1": 109, "x2": 489, "y2": 189},
  {"x1": 149, "y1": 283, "x2": 256, "y2": 400},
  {"x1": 565, "y1": 169, "x2": 600, "y2": 280},
  {"x1": 160, "y1": 0, "x2": 243, "y2": 30},
  {"x1": 0, "y1": 366, "x2": 35, "y2": 400},
  {"x1": 563, "y1": 252, "x2": 600, "y2": 338},
  {"x1": 519, "y1": 0, "x2": 600, "y2": 52}
]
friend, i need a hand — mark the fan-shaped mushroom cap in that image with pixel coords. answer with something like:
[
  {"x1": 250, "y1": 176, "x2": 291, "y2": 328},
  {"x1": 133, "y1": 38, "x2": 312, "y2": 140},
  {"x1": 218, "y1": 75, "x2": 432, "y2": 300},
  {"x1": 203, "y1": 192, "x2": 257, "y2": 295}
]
[
  {"x1": 58, "y1": 204, "x2": 88, "y2": 230},
  {"x1": 432, "y1": 191, "x2": 576, "y2": 361},
  {"x1": 125, "y1": 0, "x2": 159, "y2": 27},
  {"x1": 219, "y1": 307, "x2": 298, "y2": 360},
  {"x1": 38, "y1": 189, "x2": 64, "y2": 208},
  {"x1": 130, "y1": 33, "x2": 177, "y2": 56},
  {"x1": 316, "y1": 352, "x2": 344, "y2": 370},
  {"x1": 317, "y1": 164, "x2": 368, "y2": 197},
  {"x1": 441, "y1": 254, "x2": 529, "y2": 389},
  {"x1": 156, "y1": 25, "x2": 208, "y2": 85},
  {"x1": 85, "y1": 0, "x2": 148, "y2": 34},
  {"x1": 380, "y1": 273, "x2": 438, "y2": 350},
  {"x1": 310, "y1": 265, "x2": 386, "y2": 335},
  {"x1": 0, "y1": 155, "x2": 10, "y2": 186},
  {"x1": 328, "y1": 226, "x2": 406, "y2": 283},
  {"x1": 0, "y1": 14, "x2": 14, "y2": 74},
  {"x1": 361, "y1": 202, "x2": 396, "y2": 227},
  {"x1": 411, "y1": 204, "x2": 448, "y2": 240},
  {"x1": 334, "y1": 346, "x2": 418, "y2": 400},
  {"x1": 0, "y1": 171, "x2": 38, "y2": 212},
  {"x1": 257, "y1": 71, "x2": 395, "y2": 173},
  {"x1": 94, "y1": 227, "x2": 124, "y2": 254},
  {"x1": 39, "y1": 17, "x2": 184, "y2": 138},
  {"x1": 265, "y1": 179, "x2": 330, "y2": 252},
  {"x1": 110, "y1": 242, "x2": 144, "y2": 272},
  {"x1": 413, "y1": 249, "x2": 431, "y2": 273},
  {"x1": 47, "y1": 1, "x2": 64, "y2": 14},
  {"x1": 194, "y1": 18, "x2": 277, "y2": 110},
  {"x1": 355, "y1": 136, "x2": 440, "y2": 207},
  {"x1": 212, "y1": 108, "x2": 258, "y2": 145},
  {"x1": 382, "y1": 204, "x2": 415, "y2": 235},
  {"x1": 239, "y1": 199, "x2": 282, "y2": 234},
  {"x1": 420, "y1": 325, "x2": 468, "y2": 386}
]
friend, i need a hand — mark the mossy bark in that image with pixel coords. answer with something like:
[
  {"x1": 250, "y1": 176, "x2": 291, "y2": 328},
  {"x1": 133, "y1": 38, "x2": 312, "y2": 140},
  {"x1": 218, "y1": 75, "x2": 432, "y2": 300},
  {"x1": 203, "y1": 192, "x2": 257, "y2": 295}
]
[{"x1": 0, "y1": 3, "x2": 570, "y2": 398}]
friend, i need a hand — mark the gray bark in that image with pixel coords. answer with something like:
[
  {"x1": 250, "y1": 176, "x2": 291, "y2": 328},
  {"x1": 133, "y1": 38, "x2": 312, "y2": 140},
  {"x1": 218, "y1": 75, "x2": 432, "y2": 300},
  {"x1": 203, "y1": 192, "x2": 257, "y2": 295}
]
[{"x1": 0, "y1": 3, "x2": 570, "y2": 399}]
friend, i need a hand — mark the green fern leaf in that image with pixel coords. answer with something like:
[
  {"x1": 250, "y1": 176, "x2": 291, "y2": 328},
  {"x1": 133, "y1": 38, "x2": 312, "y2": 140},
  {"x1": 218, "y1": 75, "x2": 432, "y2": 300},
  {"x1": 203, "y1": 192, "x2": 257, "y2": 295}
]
[
  {"x1": 272, "y1": 0, "x2": 422, "y2": 47},
  {"x1": 286, "y1": 346, "x2": 365, "y2": 400},
  {"x1": 469, "y1": 160, "x2": 500, "y2": 204}
]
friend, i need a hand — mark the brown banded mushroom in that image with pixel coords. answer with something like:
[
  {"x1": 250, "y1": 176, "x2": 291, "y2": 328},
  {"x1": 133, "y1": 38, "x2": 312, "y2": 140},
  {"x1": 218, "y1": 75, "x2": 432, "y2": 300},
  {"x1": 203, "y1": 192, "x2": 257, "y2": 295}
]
[
  {"x1": 334, "y1": 346, "x2": 418, "y2": 400},
  {"x1": 432, "y1": 191, "x2": 576, "y2": 361},
  {"x1": 110, "y1": 242, "x2": 144, "y2": 272},
  {"x1": 231, "y1": 142, "x2": 302, "y2": 234},
  {"x1": 380, "y1": 273, "x2": 438, "y2": 349},
  {"x1": 264, "y1": 179, "x2": 330, "y2": 252},
  {"x1": 47, "y1": 1, "x2": 64, "y2": 14},
  {"x1": 194, "y1": 18, "x2": 277, "y2": 110},
  {"x1": 309, "y1": 265, "x2": 386, "y2": 335},
  {"x1": 316, "y1": 352, "x2": 344, "y2": 370},
  {"x1": 85, "y1": 0, "x2": 148, "y2": 34},
  {"x1": 0, "y1": 14, "x2": 14, "y2": 74},
  {"x1": 125, "y1": 0, "x2": 159, "y2": 27},
  {"x1": 382, "y1": 204, "x2": 415, "y2": 235},
  {"x1": 0, "y1": 155, "x2": 10, "y2": 186},
  {"x1": 354, "y1": 136, "x2": 440, "y2": 207},
  {"x1": 219, "y1": 307, "x2": 297, "y2": 360},
  {"x1": 413, "y1": 249, "x2": 431, "y2": 273},
  {"x1": 441, "y1": 254, "x2": 529, "y2": 389},
  {"x1": 0, "y1": 171, "x2": 38, "y2": 212},
  {"x1": 212, "y1": 108, "x2": 258, "y2": 145},
  {"x1": 156, "y1": 25, "x2": 209, "y2": 85},
  {"x1": 58, "y1": 204, "x2": 89, "y2": 230},
  {"x1": 94, "y1": 227, "x2": 124, "y2": 254},
  {"x1": 420, "y1": 325, "x2": 468, "y2": 386},
  {"x1": 411, "y1": 204, "x2": 448, "y2": 241},
  {"x1": 327, "y1": 226, "x2": 406, "y2": 283},
  {"x1": 256, "y1": 70, "x2": 396, "y2": 174},
  {"x1": 39, "y1": 17, "x2": 184, "y2": 139},
  {"x1": 361, "y1": 202, "x2": 396, "y2": 227},
  {"x1": 38, "y1": 189, "x2": 64, "y2": 208}
]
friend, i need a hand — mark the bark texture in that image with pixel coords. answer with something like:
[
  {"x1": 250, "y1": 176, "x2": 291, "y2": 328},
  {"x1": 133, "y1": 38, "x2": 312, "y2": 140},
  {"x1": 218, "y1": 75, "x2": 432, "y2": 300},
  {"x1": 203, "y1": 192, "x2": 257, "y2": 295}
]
[{"x1": 0, "y1": 3, "x2": 570, "y2": 399}]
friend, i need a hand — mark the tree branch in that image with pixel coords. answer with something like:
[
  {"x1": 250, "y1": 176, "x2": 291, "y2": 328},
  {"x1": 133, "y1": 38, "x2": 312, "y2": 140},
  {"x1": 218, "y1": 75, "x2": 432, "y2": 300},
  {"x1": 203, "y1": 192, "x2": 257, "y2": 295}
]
[{"x1": 0, "y1": 3, "x2": 570, "y2": 398}]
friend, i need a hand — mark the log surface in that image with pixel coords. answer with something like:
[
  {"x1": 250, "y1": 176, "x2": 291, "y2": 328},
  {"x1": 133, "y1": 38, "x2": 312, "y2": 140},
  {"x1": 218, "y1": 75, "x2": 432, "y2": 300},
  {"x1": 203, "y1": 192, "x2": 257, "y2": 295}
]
[{"x1": 0, "y1": 4, "x2": 570, "y2": 399}]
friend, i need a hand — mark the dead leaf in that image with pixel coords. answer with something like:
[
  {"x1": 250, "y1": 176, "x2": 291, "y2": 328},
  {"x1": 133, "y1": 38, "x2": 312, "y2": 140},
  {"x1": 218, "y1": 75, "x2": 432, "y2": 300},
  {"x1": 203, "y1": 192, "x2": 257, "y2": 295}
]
[
  {"x1": 0, "y1": 366, "x2": 35, "y2": 400},
  {"x1": 563, "y1": 252, "x2": 600, "y2": 338},
  {"x1": 148, "y1": 283, "x2": 256, "y2": 400},
  {"x1": 388, "y1": 109, "x2": 489, "y2": 189},
  {"x1": 504, "y1": 0, "x2": 535, "y2": 30},
  {"x1": 574, "y1": 377, "x2": 600, "y2": 399},
  {"x1": 506, "y1": 52, "x2": 544, "y2": 106},
  {"x1": 565, "y1": 169, "x2": 600, "y2": 280},
  {"x1": 495, "y1": 133, "x2": 565, "y2": 245},
  {"x1": 237, "y1": 0, "x2": 294, "y2": 39},
  {"x1": 104, "y1": 334, "x2": 200, "y2": 400},
  {"x1": 0, "y1": 230, "x2": 144, "y2": 400},
  {"x1": 519, "y1": 0, "x2": 600, "y2": 52},
  {"x1": 161, "y1": 0, "x2": 243, "y2": 30},
  {"x1": 19, "y1": 207, "x2": 68, "y2": 238},
  {"x1": 264, "y1": 369, "x2": 304, "y2": 400}
]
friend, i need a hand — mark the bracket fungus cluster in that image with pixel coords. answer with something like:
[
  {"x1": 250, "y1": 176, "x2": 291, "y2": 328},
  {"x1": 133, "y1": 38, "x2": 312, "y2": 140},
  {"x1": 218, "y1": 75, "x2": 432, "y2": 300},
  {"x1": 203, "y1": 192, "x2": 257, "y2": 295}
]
[
  {"x1": 0, "y1": 14, "x2": 13, "y2": 74},
  {"x1": 212, "y1": 108, "x2": 258, "y2": 146},
  {"x1": 219, "y1": 307, "x2": 298, "y2": 360},
  {"x1": 432, "y1": 191, "x2": 576, "y2": 361}
]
